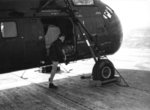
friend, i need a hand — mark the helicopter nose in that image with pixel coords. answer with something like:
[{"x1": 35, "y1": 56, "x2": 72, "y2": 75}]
[{"x1": 95, "y1": 13, "x2": 123, "y2": 55}]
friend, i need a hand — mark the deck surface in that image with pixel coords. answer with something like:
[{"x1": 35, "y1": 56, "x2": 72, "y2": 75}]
[{"x1": 0, "y1": 48, "x2": 150, "y2": 110}]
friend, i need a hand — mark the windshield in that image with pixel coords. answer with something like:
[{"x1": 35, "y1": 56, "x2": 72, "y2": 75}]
[{"x1": 72, "y1": 0, "x2": 94, "y2": 6}]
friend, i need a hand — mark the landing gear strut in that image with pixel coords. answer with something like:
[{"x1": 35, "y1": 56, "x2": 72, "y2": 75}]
[{"x1": 64, "y1": 0, "x2": 123, "y2": 86}]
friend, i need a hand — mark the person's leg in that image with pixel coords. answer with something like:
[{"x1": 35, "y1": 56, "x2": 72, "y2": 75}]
[{"x1": 49, "y1": 61, "x2": 58, "y2": 88}]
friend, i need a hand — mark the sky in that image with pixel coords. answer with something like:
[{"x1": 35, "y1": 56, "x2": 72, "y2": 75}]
[{"x1": 101, "y1": 0, "x2": 150, "y2": 33}]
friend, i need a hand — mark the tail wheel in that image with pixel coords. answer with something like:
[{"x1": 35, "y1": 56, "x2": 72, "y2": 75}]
[{"x1": 92, "y1": 59, "x2": 115, "y2": 81}]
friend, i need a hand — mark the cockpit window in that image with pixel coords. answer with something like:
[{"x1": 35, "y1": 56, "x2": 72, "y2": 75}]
[
  {"x1": 103, "y1": 6, "x2": 113, "y2": 19},
  {"x1": 72, "y1": 0, "x2": 94, "y2": 6}
]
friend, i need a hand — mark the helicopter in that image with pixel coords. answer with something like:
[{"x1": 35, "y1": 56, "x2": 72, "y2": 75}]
[{"x1": 0, "y1": 0, "x2": 123, "y2": 82}]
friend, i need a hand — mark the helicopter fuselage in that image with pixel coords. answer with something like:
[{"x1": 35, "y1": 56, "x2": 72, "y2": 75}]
[{"x1": 0, "y1": 0, "x2": 123, "y2": 73}]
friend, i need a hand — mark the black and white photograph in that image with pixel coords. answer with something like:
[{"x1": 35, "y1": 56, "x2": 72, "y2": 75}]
[{"x1": 0, "y1": 0, "x2": 150, "y2": 110}]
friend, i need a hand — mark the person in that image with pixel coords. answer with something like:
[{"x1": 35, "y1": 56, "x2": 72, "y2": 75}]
[{"x1": 48, "y1": 33, "x2": 66, "y2": 89}]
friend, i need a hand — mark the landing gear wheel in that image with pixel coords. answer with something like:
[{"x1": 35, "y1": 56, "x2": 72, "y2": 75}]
[{"x1": 92, "y1": 59, "x2": 115, "y2": 81}]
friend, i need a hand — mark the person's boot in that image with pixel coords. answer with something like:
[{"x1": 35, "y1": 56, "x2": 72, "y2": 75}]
[{"x1": 49, "y1": 83, "x2": 58, "y2": 89}]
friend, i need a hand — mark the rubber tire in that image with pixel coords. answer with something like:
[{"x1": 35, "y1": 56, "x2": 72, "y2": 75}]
[{"x1": 92, "y1": 59, "x2": 115, "y2": 81}]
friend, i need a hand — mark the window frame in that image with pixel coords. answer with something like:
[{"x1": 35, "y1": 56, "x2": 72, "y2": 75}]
[
  {"x1": 0, "y1": 21, "x2": 18, "y2": 39},
  {"x1": 71, "y1": 0, "x2": 95, "y2": 6}
]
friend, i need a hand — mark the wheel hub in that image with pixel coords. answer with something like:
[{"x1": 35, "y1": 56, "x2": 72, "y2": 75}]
[{"x1": 101, "y1": 66, "x2": 112, "y2": 79}]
